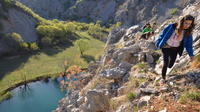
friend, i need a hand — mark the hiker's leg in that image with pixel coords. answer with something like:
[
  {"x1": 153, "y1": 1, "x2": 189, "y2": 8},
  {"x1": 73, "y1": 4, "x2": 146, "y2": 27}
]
[
  {"x1": 161, "y1": 48, "x2": 170, "y2": 80},
  {"x1": 168, "y1": 49, "x2": 178, "y2": 68},
  {"x1": 146, "y1": 32, "x2": 150, "y2": 39},
  {"x1": 140, "y1": 34, "x2": 145, "y2": 39}
]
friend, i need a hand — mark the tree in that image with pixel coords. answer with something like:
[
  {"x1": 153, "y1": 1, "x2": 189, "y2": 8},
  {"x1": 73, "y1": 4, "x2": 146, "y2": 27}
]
[{"x1": 75, "y1": 39, "x2": 90, "y2": 56}]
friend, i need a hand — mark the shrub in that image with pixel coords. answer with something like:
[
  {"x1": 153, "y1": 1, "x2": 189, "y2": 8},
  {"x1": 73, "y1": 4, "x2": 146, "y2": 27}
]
[
  {"x1": 87, "y1": 21, "x2": 109, "y2": 41},
  {"x1": 29, "y1": 42, "x2": 39, "y2": 50},
  {"x1": 75, "y1": 39, "x2": 90, "y2": 56},
  {"x1": 20, "y1": 42, "x2": 29, "y2": 50},
  {"x1": 135, "y1": 62, "x2": 148, "y2": 73},
  {"x1": 127, "y1": 92, "x2": 136, "y2": 101},
  {"x1": 10, "y1": 32, "x2": 23, "y2": 42},
  {"x1": 169, "y1": 8, "x2": 178, "y2": 15},
  {"x1": 41, "y1": 36, "x2": 53, "y2": 47}
]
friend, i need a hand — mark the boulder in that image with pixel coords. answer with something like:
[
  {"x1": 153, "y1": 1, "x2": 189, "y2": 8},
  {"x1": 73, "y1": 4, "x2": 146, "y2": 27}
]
[{"x1": 81, "y1": 89, "x2": 110, "y2": 112}]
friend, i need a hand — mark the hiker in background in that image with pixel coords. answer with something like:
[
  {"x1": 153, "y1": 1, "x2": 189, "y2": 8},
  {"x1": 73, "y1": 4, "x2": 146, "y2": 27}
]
[
  {"x1": 155, "y1": 15, "x2": 195, "y2": 84},
  {"x1": 140, "y1": 23, "x2": 153, "y2": 39}
]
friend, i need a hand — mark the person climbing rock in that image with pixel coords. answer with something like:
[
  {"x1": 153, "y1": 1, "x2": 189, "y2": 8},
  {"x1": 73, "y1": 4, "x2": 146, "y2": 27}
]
[
  {"x1": 155, "y1": 15, "x2": 195, "y2": 84},
  {"x1": 141, "y1": 23, "x2": 153, "y2": 39}
]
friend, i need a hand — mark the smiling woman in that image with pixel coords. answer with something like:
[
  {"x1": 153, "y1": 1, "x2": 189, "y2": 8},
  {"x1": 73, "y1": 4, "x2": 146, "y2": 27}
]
[{"x1": 155, "y1": 15, "x2": 195, "y2": 84}]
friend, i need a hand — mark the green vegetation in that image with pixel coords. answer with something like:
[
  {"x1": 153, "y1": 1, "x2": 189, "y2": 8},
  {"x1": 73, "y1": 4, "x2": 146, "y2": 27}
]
[
  {"x1": 0, "y1": 1, "x2": 122, "y2": 103},
  {"x1": 76, "y1": 0, "x2": 83, "y2": 4},
  {"x1": 0, "y1": 91, "x2": 12, "y2": 102},
  {"x1": 169, "y1": 8, "x2": 178, "y2": 15},
  {"x1": 11, "y1": 32, "x2": 23, "y2": 42},
  {"x1": 75, "y1": 39, "x2": 90, "y2": 56},
  {"x1": 0, "y1": 32, "x2": 105, "y2": 101},
  {"x1": 135, "y1": 62, "x2": 148, "y2": 73},
  {"x1": 1, "y1": 32, "x2": 39, "y2": 54},
  {"x1": 15, "y1": 1, "x2": 45, "y2": 22},
  {"x1": 179, "y1": 89, "x2": 200, "y2": 104},
  {"x1": 129, "y1": 76, "x2": 146, "y2": 88},
  {"x1": 36, "y1": 20, "x2": 110, "y2": 47},
  {"x1": 126, "y1": 92, "x2": 136, "y2": 101}
]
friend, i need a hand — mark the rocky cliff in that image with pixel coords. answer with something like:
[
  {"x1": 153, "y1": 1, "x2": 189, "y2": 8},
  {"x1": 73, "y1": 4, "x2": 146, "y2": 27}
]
[
  {"x1": 55, "y1": 1, "x2": 200, "y2": 112},
  {"x1": 0, "y1": 1, "x2": 38, "y2": 56},
  {"x1": 14, "y1": 0, "x2": 199, "y2": 26}
]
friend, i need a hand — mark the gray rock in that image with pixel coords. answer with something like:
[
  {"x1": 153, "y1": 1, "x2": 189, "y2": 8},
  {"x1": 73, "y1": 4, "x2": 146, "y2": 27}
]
[
  {"x1": 195, "y1": 78, "x2": 200, "y2": 88},
  {"x1": 106, "y1": 28, "x2": 126, "y2": 45},
  {"x1": 139, "y1": 82, "x2": 149, "y2": 88},
  {"x1": 118, "y1": 61, "x2": 132, "y2": 71},
  {"x1": 124, "y1": 40, "x2": 135, "y2": 47},
  {"x1": 77, "y1": 96, "x2": 85, "y2": 106},
  {"x1": 140, "y1": 87, "x2": 159, "y2": 95},
  {"x1": 145, "y1": 53, "x2": 154, "y2": 64},
  {"x1": 125, "y1": 25, "x2": 140, "y2": 36},
  {"x1": 67, "y1": 105, "x2": 76, "y2": 112},
  {"x1": 82, "y1": 89, "x2": 110, "y2": 112},
  {"x1": 87, "y1": 61, "x2": 100, "y2": 74},
  {"x1": 137, "y1": 96, "x2": 151, "y2": 108},
  {"x1": 133, "y1": 73, "x2": 146, "y2": 78},
  {"x1": 122, "y1": 73, "x2": 130, "y2": 83},
  {"x1": 115, "y1": 102, "x2": 132, "y2": 112},
  {"x1": 122, "y1": 44, "x2": 141, "y2": 53},
  {"x1": 159, "y1": 87, "x2": 169, "y2": 93},
  {"x1": 1, "y1": 8, "x2": 38, "y2": 42},
  {"x1": 71, "y1": 108, "x2": 80, "y2": 112},
  {"x1": 100, "y1": 67, "x2": 127, "y2": 79}
]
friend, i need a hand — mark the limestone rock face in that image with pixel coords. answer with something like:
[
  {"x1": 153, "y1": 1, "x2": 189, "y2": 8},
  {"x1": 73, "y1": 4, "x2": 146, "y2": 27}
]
[
  {"x1": 14, "y1": 0, "x2": 199, "y2": 26},
  {"x1": 81, "y1": 89, "x2": 110, "y2": 112}
]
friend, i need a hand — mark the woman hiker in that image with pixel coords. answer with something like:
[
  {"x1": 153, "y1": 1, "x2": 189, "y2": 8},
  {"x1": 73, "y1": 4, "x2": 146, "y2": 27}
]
[{"x1": 155, "y1": 15, "x2": 195, "y2": 84}]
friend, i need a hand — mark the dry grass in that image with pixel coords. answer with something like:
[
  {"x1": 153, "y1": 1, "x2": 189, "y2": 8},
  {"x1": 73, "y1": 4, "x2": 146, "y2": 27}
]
[
  {"x1": 109, "y1": 95, "x2": 128, "y2": 111},
  {"x1": 80, "y1": 75, "x2": 112, "y2": 95},
  {"x1": 189, "y1": 55, "x2": 200, "y2": 69}
]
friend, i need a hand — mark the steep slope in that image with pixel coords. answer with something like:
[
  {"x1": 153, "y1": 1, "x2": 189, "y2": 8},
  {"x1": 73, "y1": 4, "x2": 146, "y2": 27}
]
[
  {"x1": 55, "y1": 1, "x2": 200, "y2": 112},
  {"x1": 1, "y1": 8, "x2": 38, "y2": 42},
  {"x1": 14, "y1": 0, "x2": 199, "y2": 26}
]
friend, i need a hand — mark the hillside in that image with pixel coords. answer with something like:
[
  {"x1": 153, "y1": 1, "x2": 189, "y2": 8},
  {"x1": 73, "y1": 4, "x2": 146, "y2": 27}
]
[
  {"x1": 0, "y1": 0, "x2": 111, "y2": 102},
  {"x1": 14, "y1": 0, "x2": 199, "y2": 26},
  {"x1": 55, "y1": 1, "x2": 200, "y2": 112}
]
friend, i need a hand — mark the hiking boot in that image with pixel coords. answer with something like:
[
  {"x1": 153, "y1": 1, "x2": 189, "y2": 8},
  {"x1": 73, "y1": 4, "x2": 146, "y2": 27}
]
[{"x1": 160, "y1": 79, "x2": 167, "y2": 85}]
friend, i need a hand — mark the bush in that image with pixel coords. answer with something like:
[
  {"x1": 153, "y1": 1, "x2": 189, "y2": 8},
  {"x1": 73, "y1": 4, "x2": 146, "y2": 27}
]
[
  {"x1": 87, "y1": 21, "x2": 109, "y2": 41},
  {"x1": 127, "y1": 92, "x2": 136, "y2": 101},
  {"x1": 41, "y1": 36, "x2": 53, "y2": 47},
  {"x1": 29, "y1": 42, "x2": 39, "y2": 51},
  {"x1": 135, "y1": 62, "x2": 148, "y2": 73},
  {"x1": 10, "y1": 32, "x2": 23, "y2": 42},
  {"x1": 75, "y1": 39, "x2": 90, "y2": 56},
  {"x1": 20, "y1": 42, "x2": 29, "y2": 50},
  {"x1": 169, "y1": 8, "x2": 178, "y2": 15}
]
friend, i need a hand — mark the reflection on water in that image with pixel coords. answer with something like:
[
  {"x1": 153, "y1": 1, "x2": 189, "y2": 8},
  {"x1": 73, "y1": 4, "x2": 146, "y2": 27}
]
[{"x1": 0, "y1": 79, "x2": 67, "y2": 112}]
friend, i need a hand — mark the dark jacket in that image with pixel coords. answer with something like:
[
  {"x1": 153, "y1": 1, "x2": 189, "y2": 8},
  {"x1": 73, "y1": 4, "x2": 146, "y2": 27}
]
[{"x1": 155, "y1": 23, "x2": 194, "y2": 57}]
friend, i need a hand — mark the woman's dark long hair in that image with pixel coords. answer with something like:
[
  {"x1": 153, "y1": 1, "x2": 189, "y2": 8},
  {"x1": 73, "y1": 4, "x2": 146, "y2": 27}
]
[{"x1": 174, "y1": 15, "x2": 195, "y2": 37}]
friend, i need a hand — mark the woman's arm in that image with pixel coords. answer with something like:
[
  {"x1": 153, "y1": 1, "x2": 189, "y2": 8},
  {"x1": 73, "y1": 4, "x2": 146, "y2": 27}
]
[
  {"x1": 155, "y1": 24, "x2": 173, "y2": 49},
  {"x1": 184, "y1": 35, "x2": 194, "y2": 57}
]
